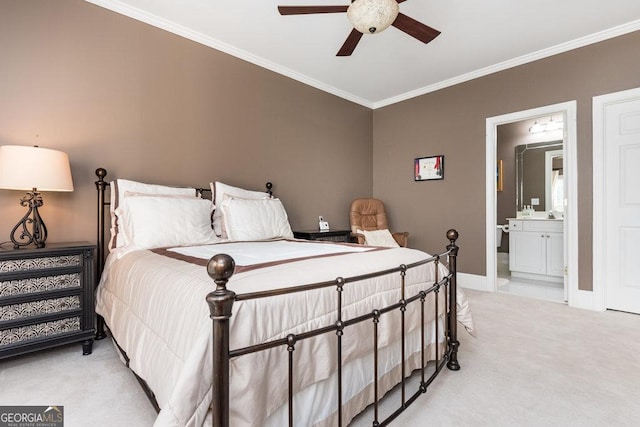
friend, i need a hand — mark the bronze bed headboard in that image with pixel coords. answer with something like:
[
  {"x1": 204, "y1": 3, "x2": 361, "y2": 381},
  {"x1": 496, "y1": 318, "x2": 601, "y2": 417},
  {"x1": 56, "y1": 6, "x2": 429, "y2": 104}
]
[
  {"x1": 93, "y1": 167, "x2": 272, "y2": 339},
  {"x1": 94, "y1": 167, "x2": 272, "y2": 273}
]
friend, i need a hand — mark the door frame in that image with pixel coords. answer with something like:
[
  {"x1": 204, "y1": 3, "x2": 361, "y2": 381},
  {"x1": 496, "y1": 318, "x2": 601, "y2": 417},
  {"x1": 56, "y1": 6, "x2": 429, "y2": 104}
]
[
  {"x1": 592, "y1": 87, "x2": 640, "y2": 311},
  {"x1": 485, "y1": 101, "x2": 578, "y2": 305}
]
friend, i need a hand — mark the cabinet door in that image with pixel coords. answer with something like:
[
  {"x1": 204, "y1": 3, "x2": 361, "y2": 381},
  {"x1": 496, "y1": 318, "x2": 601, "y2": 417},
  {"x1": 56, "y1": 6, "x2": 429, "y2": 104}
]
[
  {"x1": 509, "y1": 231, "x2": 546, "y2": 274},
  {"x1": 546, "y1": 232, "x2": 564, "y2": 277}
]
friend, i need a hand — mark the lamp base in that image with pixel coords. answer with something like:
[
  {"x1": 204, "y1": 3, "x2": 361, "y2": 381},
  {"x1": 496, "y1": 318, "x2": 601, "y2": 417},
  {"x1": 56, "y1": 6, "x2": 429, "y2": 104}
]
[{"x1": 10, "y1": 190, "x2": 48, "y2": 249}]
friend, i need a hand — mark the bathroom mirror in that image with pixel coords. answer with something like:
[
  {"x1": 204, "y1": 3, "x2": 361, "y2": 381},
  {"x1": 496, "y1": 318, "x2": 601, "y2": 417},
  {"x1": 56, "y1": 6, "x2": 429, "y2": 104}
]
[{"x1": 515, "y1": 141, "x2": 563, "y2": 213}]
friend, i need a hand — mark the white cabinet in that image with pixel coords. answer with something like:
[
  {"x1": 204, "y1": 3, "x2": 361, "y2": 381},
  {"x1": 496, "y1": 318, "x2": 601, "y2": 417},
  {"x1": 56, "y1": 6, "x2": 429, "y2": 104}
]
[{"x1": 508, "y1": 219, "x2": 564, "y2": 282}]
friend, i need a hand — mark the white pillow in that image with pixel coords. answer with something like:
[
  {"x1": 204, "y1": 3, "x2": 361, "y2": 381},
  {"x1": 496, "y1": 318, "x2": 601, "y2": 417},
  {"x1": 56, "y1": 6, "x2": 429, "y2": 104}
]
[
  {"x1": 361, "y1": 229, "x2": 399, "y2": 247},
  {"x1": 210, "y1": 181, "x2": 270, "y2": 237},
  {"x1": 221, "y1": 197, "x2": 293, "y2": 241},
  {"x1": 115, "y1": 195, "x2": 218, "y2": 250},
  {"x1": 110, "y1": 179, "x2": 197, "y2": 251}
]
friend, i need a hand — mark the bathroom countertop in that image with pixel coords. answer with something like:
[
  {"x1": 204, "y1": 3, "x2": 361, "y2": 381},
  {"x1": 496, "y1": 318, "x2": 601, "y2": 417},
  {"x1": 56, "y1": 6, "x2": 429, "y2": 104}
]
[{"x1": 507, "y1": 216, "x2": 563, "y2": 221}]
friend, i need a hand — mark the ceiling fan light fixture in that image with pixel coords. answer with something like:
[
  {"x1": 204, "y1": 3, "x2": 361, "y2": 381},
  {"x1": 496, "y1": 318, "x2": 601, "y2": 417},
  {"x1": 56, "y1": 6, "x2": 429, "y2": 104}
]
[{"x1": 347, "y1": 0, "x2": 399, "y2": 35}]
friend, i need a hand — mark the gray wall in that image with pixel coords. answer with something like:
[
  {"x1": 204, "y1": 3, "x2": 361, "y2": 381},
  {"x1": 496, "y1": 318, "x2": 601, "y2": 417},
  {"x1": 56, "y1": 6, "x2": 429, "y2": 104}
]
[
  {"x1": 0, "y1": 0, "x2": 373, "y2": 246},
  {"x1": 373, "y1": 30, "x2": 640, "y2": 290}
]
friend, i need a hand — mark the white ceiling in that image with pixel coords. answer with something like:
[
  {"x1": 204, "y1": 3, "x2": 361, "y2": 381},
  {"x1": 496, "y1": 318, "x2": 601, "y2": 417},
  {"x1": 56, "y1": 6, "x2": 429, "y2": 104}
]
[{"x1": 86, "y1": 0, "x2": 640, "y2": 109}]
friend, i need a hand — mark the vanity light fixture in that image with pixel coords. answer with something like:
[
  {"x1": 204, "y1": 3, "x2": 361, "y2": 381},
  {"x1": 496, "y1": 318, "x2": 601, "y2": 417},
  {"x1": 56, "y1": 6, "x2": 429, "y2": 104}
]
[
  {"x1": 545, "y1": 116, "x2": 564, "y2": 131},
  {"x1": 529, "y1": 116, "x2": 564, "y2": 133},
  {"x1": 0, "y1": 145, "x2": 74, "y2": 248},
  {"x1": 529, "y1": 120, "x2": 546, "y2": 133}
]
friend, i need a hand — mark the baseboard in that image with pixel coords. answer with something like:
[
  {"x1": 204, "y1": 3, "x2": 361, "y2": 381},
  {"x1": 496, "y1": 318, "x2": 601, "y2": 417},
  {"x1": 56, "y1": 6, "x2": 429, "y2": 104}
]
[
  {"x1": 570, "y1": 288, "x2": 605, "y2": 312},
  {"x1": 459, "y1": 272, "x2": 605, "y2": 312},
  {"x1": 458, "y1": 273, "x2": 490, "y2": 292}
]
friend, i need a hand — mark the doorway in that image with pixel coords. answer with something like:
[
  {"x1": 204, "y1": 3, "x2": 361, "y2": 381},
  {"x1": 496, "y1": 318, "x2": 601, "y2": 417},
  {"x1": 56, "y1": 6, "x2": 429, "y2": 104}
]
[{"x1": 485, "y1": 101, "x2": 578, "y2": 306}]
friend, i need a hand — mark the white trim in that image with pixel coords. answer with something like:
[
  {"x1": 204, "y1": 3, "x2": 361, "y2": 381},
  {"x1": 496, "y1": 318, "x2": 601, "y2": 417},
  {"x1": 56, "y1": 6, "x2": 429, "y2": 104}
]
[
  {"x1": 592, "y1": 86, "x2": 640, "y2": 312},
  {"x1": 374, "y1": 20, "x2": 640, "y2": 109},
  {"x1": 85, "y1": 0, "x2": 640, "y2": 109},
  {"x1": 572, "y1": 289, "x2": 601, "y2": 312},
  {"x1": 458, "y1": 273, "x2": 489, "y2": 292},
  {"x1": 485, "y1": 102, "x2": 580, "y2": 308}
]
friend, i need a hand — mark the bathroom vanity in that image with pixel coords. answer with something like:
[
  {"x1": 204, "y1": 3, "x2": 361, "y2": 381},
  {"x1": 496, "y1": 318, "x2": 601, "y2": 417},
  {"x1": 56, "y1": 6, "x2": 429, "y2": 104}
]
[{"x1": 508, "y1": 218, "x2": 564, "y2": 283}]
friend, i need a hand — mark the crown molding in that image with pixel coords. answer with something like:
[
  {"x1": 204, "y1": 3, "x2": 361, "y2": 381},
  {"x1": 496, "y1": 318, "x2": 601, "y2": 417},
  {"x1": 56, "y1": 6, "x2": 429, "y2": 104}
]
[
  {"x1": 86, "y1": 1, "x2": 640, "y2": 110},
  {"x1": 373, "y1": 19, "x2": 640, "y2": 109}
]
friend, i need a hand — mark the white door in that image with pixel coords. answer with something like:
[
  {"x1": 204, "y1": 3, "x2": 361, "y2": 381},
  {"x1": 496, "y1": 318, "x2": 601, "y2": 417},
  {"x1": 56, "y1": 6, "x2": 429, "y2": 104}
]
[{"x1": 602, "y1": 93, "x2": 640, "y2": 314}]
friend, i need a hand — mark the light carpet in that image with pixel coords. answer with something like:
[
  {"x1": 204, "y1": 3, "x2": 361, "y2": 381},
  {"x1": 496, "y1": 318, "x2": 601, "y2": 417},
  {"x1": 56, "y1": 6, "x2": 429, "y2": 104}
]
[{"x1": 1, "y1": 289, "x2": 639, "y2": 426}]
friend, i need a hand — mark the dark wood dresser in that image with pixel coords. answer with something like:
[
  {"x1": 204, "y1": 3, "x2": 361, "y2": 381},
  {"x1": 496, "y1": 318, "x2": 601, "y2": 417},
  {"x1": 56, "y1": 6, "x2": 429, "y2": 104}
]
[{"x1": 0, "y1": 242, "x2": 96, "y2": 360}]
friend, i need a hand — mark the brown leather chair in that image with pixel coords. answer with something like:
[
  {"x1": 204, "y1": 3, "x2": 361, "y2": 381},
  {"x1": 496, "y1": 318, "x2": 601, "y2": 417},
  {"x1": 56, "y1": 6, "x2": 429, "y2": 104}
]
[{"x1": 349, "y1": 198, "x2": 409, "y2": 247}]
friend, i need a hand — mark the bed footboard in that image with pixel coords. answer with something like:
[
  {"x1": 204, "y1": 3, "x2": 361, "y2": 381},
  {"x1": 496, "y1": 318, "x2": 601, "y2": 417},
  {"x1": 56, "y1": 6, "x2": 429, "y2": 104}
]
[{"x1": 206, "y1": 230, "x2": 460, "y2": 427}]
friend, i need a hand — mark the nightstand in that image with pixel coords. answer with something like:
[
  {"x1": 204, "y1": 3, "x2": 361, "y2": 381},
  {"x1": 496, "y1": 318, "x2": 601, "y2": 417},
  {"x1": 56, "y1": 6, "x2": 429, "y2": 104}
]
[
  {"x1": 0, "y1": 242, "x2": 96, "y2": 360},
  {"x1": 293, "y1": 229, "x2": 354, "y2": 243}
]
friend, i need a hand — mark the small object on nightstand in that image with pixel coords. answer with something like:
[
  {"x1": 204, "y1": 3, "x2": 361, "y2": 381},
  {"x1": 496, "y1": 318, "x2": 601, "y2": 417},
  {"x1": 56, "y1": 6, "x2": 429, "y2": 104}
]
[
  {"x1": 318, "y1": 216, "x2": 330, "y2": 231},
  {"x1": 293, "y1": 229, "x2": 353, "y2": 243},
  {"x1": 0, "y1": 242, "x2": 96, "y2": 360}
]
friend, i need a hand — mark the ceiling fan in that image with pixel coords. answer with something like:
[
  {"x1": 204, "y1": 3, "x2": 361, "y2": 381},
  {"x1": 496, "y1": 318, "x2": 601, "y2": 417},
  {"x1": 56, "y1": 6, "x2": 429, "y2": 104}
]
[{"x1": 278, "y1": 0, "x2": 441, "y2": 56}]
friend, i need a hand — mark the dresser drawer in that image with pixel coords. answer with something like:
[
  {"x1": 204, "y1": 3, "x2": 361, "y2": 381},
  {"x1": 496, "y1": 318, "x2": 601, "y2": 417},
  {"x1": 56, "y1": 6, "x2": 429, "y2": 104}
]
[
  {"x1": 0, "y1": 316, "x2": 81, "y2": 346},
  {"x1": 0, "y1": 242, "x2": 96, "y2": 360},
  {"x1": 0, "y1": 273, "x2": 81, "y2": 298},
  {"x1": 1, "y1": 295, "x2": 81, "y2": 322},
  {"x1": 0, "y1": 254, "x2": 82, "y2": 274}
]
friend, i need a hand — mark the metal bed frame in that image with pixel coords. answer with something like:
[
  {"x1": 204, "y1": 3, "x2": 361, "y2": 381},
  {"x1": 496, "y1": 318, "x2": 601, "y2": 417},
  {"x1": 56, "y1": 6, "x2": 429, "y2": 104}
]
[{"x1": 94, "y1": 168, "x2": 461, "y2": 427}]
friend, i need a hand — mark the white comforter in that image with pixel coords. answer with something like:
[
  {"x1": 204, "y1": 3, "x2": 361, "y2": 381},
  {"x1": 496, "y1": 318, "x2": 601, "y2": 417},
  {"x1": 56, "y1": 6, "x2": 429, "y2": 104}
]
[{"x1": 96, "y1": 240, "x2": 474, "y2": 426}]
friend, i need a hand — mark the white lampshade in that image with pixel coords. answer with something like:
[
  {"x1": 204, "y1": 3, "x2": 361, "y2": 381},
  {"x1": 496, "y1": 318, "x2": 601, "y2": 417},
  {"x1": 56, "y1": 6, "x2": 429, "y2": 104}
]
[
  {"x1": 0, "y1": 145, "x2": 74, "y2": 192},
  {"x1": 347, "y1": 0, "x2": 399, "y2": 34}
]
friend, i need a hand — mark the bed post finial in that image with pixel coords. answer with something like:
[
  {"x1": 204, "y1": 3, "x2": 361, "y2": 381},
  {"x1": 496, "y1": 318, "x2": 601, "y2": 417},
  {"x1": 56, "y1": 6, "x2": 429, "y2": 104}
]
[
  {"x1": 95, "y1": 168, "x2": 107, "y2": 181},
  {"x1": 265, "y1": 182, "x2": 273, "y2": 196},
  {"x1": 206, "y1": 254, "x2": 236, "y2": 427},
  {"x1": 207, "y1": 254, "x2": 236, "y2": 291},
  {"x1": 446, "y1": 229, "x2": 460, "y2": 371}
]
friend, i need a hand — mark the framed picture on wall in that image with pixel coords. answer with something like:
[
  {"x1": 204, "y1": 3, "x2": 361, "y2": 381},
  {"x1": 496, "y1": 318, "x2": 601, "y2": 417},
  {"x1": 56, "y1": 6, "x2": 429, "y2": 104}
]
[
  {"x1": 497, "y1": 159, "x2": 504, "y2": 191},
  {"x1": 414, "y1": 155, "x2": 444, "y2": 181}
]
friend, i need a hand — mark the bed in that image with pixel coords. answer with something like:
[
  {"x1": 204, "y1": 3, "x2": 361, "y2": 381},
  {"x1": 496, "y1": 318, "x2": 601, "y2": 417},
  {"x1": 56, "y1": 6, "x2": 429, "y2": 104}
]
[{"x1": 93, "y1": 168, "x2": 474, "y2": 427}]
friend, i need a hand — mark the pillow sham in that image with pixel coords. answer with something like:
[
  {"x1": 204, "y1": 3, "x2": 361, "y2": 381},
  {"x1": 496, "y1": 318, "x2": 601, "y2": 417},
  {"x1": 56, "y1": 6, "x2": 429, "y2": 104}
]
[
  {"x1": 220, "y1": 197, "x2": 293, "y2": 241},
  {"x1": 109, "y1": 179, "x2": 198, "y2": 251},
  {"x1": 210, "y1": 181, "x2": 271, "y2": 237},
  {"x1": 361, "y1": 229, "x2": 400, "y2": 248},
  {"x1": 115, "y1": 195, "x2": 218, "y2": 250}
]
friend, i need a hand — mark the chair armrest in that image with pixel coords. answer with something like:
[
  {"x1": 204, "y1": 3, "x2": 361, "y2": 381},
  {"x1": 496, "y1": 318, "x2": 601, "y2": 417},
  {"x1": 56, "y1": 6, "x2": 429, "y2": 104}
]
[
  {"x1": 392, "y1": 232, "x2": 409, "y2": 248},
  {"x1": 351, "y1": 232, "x2": 365, "y2": 245}
]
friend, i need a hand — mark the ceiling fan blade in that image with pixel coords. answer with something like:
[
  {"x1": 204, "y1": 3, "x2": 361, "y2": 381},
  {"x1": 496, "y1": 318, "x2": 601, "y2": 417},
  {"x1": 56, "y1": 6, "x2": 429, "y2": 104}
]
[
  {"x1": 278, "y1": 5, "x2": 348, "y2": 15},
  {"x1": 337, "y1": 29, "x2": 363, "y2": 56},
  {"x1": 392, "y1": 12, "x2": 441, "y2": 44}
]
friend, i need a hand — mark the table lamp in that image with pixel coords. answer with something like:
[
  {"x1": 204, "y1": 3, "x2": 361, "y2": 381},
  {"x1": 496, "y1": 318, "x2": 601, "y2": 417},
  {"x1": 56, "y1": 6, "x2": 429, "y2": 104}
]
[{"x1": 0, "y1": 145, "x2": 74, "y2": 249}]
